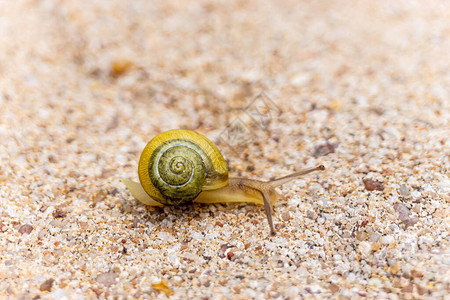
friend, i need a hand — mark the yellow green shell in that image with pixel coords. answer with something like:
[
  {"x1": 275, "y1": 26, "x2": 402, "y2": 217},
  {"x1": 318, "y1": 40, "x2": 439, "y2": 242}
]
[{"x1": 138, "y1": 129, "x2": 228, "y2": 205}]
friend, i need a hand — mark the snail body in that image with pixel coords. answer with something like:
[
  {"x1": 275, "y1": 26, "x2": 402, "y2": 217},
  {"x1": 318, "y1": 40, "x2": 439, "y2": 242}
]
[{"x1": 122, "y1": 129, "x2": 324, "y2": 235}]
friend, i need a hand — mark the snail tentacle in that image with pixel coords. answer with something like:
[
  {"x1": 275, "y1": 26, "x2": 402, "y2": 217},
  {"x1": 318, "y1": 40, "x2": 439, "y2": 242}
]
[{"x1": 267, "y1": 165, "x2": 325, "y2": 188}]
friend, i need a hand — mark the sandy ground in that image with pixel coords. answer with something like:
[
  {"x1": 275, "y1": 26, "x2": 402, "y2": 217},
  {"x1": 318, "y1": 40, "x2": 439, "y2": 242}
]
[{"x1": 0, "y1": 0, "x2": 449, "y2": 299}]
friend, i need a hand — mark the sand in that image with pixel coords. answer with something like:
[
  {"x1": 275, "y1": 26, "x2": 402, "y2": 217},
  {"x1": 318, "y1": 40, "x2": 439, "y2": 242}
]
[{"x1": 0, "y1": 0, "x2": 449, "y2": 299}]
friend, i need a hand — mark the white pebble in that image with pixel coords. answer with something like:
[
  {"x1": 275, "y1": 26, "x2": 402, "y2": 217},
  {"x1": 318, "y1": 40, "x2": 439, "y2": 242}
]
[
  {"x1": 358, "y1": 241, "x2": 372, "y2": 257},
  {"x1": 157, "y1": 232, "x2": 169, "y2": 241},
  {"x1": 369, "y1": 233, "x2": 381, "y2": 242},
  {"x1": 436, "y1": 179, "x2": 450, "y2": 192},
  {"x1": 381, "y1": 235, "x2": 394, "y2": 245},
  {"x1": 168, "y1": 254, "x2": 179, "y2": 265},
  {"x1": 287, "y1": 286, "x2": 300, "y2": 298},
  {"x1": 49, "y1": 289, "x2": 68, "y2": 300},
  {"x1": 368, "y1": 278, "x2": 382, "y2": 288},
  {"x1": 245, "y1": 288, "x2": 257, "y2": 297},
  {"x1": 418, "y1": 236, "x2": 433, "y2": 245},
  {"x1": 411, "y1": 190, "x2": 421, "y2": 200},
  {"x1": 190, "y1": 231, "x2": 203, "y2": 239},
  {"x1": 431, "y1": 200, "x2": 442, "y2": 208}
]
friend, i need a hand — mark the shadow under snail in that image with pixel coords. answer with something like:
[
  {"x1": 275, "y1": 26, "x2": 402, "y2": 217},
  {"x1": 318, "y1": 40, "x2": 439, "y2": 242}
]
[{"x1": 122, "y1": 129, "x2": 325, "y2": 235}]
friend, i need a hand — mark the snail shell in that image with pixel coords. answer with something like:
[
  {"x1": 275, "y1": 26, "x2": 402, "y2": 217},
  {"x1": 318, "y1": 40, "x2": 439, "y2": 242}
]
[
  {"x1": 122, "y1": 129, "x2": 325, "y2": 235},
  {"x1": 137, "y1": 129, "x2": 228, "y2": 205}
]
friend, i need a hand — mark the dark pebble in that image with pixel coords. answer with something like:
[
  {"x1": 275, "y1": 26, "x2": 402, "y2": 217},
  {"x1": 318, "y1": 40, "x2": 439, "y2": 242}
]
[
  {"x1": 312, "y1": 141, "x2": 338, "y2": 158},
  {"x1": 39, "y1": 278, "x2": 54, "y2": 292},
  {"x1": 52, "y1": 209, "x2": 67, "y2": 218},
  {"x1": 363, "y1": 178, "x2": 384, "y2": 191},
  {"x1": 18, "y1": 224, "x2": 33, "y2": 235}
]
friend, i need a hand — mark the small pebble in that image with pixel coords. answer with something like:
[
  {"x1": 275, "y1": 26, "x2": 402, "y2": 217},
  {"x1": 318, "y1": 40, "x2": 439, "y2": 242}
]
[
  {"x1": 402, "y1": 283, "x2": 414, "y2": 293},
  {"x1": 49, "y1": 288, "x2": 68, "y2": 300},
  {"x1": 312, "y1": 141, "x2": 338, "y2": 158},
  {"x1": 306, "y1": 210, "x2": 317, "y2": 220},
  {"x1": 368, "y1": 232, "x2": 381, "y2": 242},
  {"x1": 399, "y1": 184, "x2": 410, "y2": 196},
  {"x1": 356, "y1": 231, "x2": 367, "y2": 241},
  {"x1": 358, "y1": 241, "x2": 371, "y2": 257},
  {"x1": 151, "y1": 279, "x2": 174, "y2": 296},
  {"x1": 93, "y1": 191, "x2": 106, "y2": 204},
  {"x1": 157, "y1": 232, "x2": 169, "y2": 241},
  {"x1": 411, "y1": 190, "x2": 422, "y2": 200},
  {"x1": 436, "y1": 179, "x2": 450, "y2": 193},
  {"x1": 328, "y1": 283, "x2": 340, "y2": 294},
  {"x1": 403, "y1": 216, "x2": 419, "y2": 228},
  {"x1": 110, "y1": 59, "x2": 134, "y2": 76},
  {"x1": 40, "y1": 278, "x2": 55, "y2": 292},
  {"x1": 394, "y1": 203, "x2": 419, "y2": 228},
  {"x1": 368, "y1": 278, "x2": 383, "y2": 289},
  {"x1": 362, "y1": 178, "x2": 384, "y2": 191},
  {"x1": 371, "y1": 242, "x2": 381, "y2": 251},
  {"x1": 394, "y1": 203, "x2": 410, "y2": 220},
  {"x1": 52, "y1": 209, "x2": 67, "y2": 218},
  {"x1": 381, "y1": 235, "x2": 394, "y2": 245},
  {"x1": 281, "y1": 211, "x2": 290, "y2": 222},
  {"x1": 411, "y1": 269, "x2": 423, "y2": 278},
  {"x1": 388, "y1": 261, "x2": 401, "y2": 275},
  {"x1": 18, "y1": 224, "x2": 33, "y2": 235},
  {"x1": 96, "y1": 272, "x2": 118, "y2": 287},
  {"x1": 417, "y1": 284, "x2": 428, "y2": 295}
]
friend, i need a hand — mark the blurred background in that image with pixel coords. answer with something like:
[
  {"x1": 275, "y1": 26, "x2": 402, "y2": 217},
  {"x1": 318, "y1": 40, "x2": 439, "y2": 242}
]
[{"x1": 2, "y1": 1, "x2": 448, "y2": 173}]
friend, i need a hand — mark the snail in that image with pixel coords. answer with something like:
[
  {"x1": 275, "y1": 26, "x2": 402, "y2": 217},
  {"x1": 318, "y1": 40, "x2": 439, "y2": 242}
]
[{"x1": 122, "y1": 129, "x2": 325, "y2": 235}]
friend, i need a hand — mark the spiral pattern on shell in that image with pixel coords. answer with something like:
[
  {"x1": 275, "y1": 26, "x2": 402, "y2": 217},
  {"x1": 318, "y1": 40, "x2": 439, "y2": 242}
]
[
  {"x1": 150, "y1": 141, "x2": 207, "y2": 203},
  {"x1": 138, "y1": 130, "x2": 229, "y2": 205}
]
